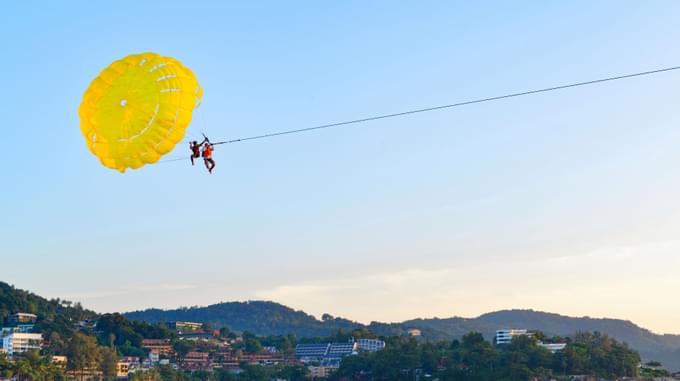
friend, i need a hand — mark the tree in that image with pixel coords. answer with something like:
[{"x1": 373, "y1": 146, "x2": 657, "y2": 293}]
[
  {"x1": 640, "y1": 361, "x2": 671, "y2": 378},
  {"x1": 245, "y1": 338, "x2": 264, "y2": 353},
  {"x1": 419, "y1": 342, "x2": 440, "y2": 374},
  {"x1": 13, "y1": 351, "x2": 51, "y2": 381},
  {"x1": 277, "y1": 364, "x2": 309, "y2": 381},
  {"x1": 12, "y1": 358, "x2": 35, "y2": 381},
  {"x1": 68, "y1": 332, "x2": 101, "y2": 381},
  {"x1": 173, "y1": 339, "x2": 196, "y2": 359},
  {"x1": 0, "y1": 353, "x2": 14, "y2": 378},
  {"x1": 101, "y1": 347, "x2": 119, "y2": 380},
  {"x1": 240, "y1": 364, "x2": 272, "y2": 381},
  {"x1": 331, "y1": 354, "x2": 371, "y2": 380},
  {"x1": 129, "y1": 369, "x2": 161, "y2": 381},
  {"x1": 218, "y1": 326, "x2": 231, "y2": 338},
  {"x1": 159, "y1": 365, "x2": 190, "y2": 381},
  {"x1": 47, "y1": 332, "x2": 68, "y2": 355},
  {"x1": 242, "y1": 332, "x2": 263, "y2": 353},
  {"x1": 351, "y1": 327, "x2": 377, "y2": 340}
]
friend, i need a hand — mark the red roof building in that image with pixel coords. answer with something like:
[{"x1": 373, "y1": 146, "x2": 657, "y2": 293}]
[{"x1": 141, "y1": 339, "x2": 174, "y2": 355}]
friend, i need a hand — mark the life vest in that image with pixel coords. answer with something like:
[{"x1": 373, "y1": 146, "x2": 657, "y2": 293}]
[{"x1": 202, "y1": 145, "x2": 213, "y2": 159}]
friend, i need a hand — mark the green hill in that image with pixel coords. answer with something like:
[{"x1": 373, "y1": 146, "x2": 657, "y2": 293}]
[
  {"x1": 2, "y1": 281, "x2": 678, "y2": 371},
  {"x1": 403, "y1": 309, "x2": 680, "y2": 371},
  {"x1": 124, "y1": 301, "x2": 362, "y2": 337},
  {"x1": 125, "y1": 303, "x2": 680, "y2": 371},
  {"x1": 0, "y1": 281, "x2": 97, "y2": 339}
]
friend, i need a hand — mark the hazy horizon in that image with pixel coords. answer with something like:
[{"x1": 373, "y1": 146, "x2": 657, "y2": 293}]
[
  {"x1": 8, "y1": 277, "x2": 678, "y2": 336},
  {"x1": 3, "y1": 2, "x2": 680, "y2": 335}
]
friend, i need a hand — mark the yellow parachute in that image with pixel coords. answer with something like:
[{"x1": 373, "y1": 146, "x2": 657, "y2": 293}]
[{"x1": 79, "y1": 52, "x2": 202, "y2": 172}]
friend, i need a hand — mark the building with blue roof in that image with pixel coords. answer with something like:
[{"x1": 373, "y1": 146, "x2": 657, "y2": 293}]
[{"x1": 295, "y1": 343, "x2": 331, "y2": 362}]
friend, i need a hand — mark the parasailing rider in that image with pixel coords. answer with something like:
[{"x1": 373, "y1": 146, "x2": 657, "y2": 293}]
[{"x1": 202, "y1": 141, "x2": 216, "y2": 174}]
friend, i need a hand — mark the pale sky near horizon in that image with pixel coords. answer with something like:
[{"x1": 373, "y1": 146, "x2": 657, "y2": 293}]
[{"x1": 2, "y1": 2, "x2": 680, "y2": 334}]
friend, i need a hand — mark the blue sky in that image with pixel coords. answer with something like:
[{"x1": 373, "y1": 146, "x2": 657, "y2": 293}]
[{"x1": 2, "y1": 2, "x2": 680, "y2": 334}]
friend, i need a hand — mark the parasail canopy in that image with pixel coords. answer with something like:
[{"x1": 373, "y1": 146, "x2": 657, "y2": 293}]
[{"x1": 79, "y1": 52, "x2": 202, "y2": 172}]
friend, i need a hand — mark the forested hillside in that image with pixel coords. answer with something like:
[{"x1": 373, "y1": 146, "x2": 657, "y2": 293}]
[
  {"x1": 125, "y1": 301, "x2": 362, "y2": 337},
  {"x1": 126, "y1": 303, "x2": 680, "y2": 370},
  {"x1": 3, "y1": 281, "x2": 678, "y2": 372},
  {"x1": 0, "y1": 281, "x2": 96, "y2": 338}
]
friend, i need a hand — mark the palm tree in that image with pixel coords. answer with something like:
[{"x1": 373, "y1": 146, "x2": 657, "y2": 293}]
[{"x1": 13, "y1": 359, "x2": 34, "y2": 381}]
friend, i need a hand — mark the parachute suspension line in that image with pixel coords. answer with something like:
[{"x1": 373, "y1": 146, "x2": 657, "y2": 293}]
[
  {"x1": 200, "y1": 107, "x2": 209, "y2": 138},
  {"x1": 207, "y1": 65, "x2": 680, "y2": 146},
  {"x1": 157, "y1": 156, "x2": 190, "y2": 164},
  {"x1": 180, "y1": 108, "x2": 208, "y2": 145},
  {"x1": 159, "y1": 113, "x2": 209, "y2": 164}
]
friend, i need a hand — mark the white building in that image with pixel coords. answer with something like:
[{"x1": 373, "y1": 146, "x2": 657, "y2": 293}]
[
  {"x1": 326, "y1": 342, "x2": 357, "y2": 359},
  {"x1": 407, "y1": 328, "x2": 421, "y2": 337},
  {"x1": 539, "y1": 343, "x2": 567, "y2": 353},
  {"x1": 496, "y1": 329, "x2": 566, "y2": 352},
  {"x1": 295, "y1": 343, "x2": 331, "y2": 362},
  {"x1": 495, "y1": 329, "x2": 533, "y2": 344},
  {"x1": 148, "y1": 351, "x2": 159, "y2": 363},
  {"x1": 308, "y1": 366, "x2": 337, "y2": 378},
  {"x1": 2, "y1": 333, "x2": 43, "y2": 355},
  {"x1": 357, "y1": 339, "x2": 386, "y2": 352},
  {"x1": 1, "y1": 325, "x2": 34, "y2": 336},
  {"x1": 8, "y1": 313, "x2": 37, "y2": 325},
  {"x1": 15, "y1": 324, "x2": 34, "y2": 333}
]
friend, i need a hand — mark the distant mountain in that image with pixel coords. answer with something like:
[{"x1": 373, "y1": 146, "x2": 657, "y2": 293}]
[
  {"x1": 403, "y1": 310, "x2": 680, "y2": 371},
  {"x1": 5, "y1": 280, "x2": 675, "y2": 369},
  {"x1": 3, "y1": 281, "x2": 678, "y2": 370},
  {"x1": 125, "y1": 302, "x2": 680, "y2": 371},
  {"x1": 124, "y1": 301, "x2": 362, "y2": 337}
]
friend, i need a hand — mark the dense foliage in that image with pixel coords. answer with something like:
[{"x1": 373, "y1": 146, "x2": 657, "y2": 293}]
[
  {"x1": 404, "y1": 310, "x2": 680, "y2": 369},
  {"x1": 1, "y1": 282, "x2": 677, "y2": 378},
  {"x1": 330, "y1": 332, "x2": 642, "y2": 381},
  {"x1": 0, "y1": 351, "x2": 65, "y2": 381},
  {"x1": 124, "y1": 301, "x2": 680, "y2": 370},
  {"x1": 125, "y1": 301, "x2": 361, "y2": 337},
  {"x1": 128, "y1": 364, "x2": 309, "y2": 381},
  {"x1": 96, "y1": 313, "x2": 176, "y2": 357},
  {"x1": 0, "y1": 281, "x2": 97, "y2": 339}
]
